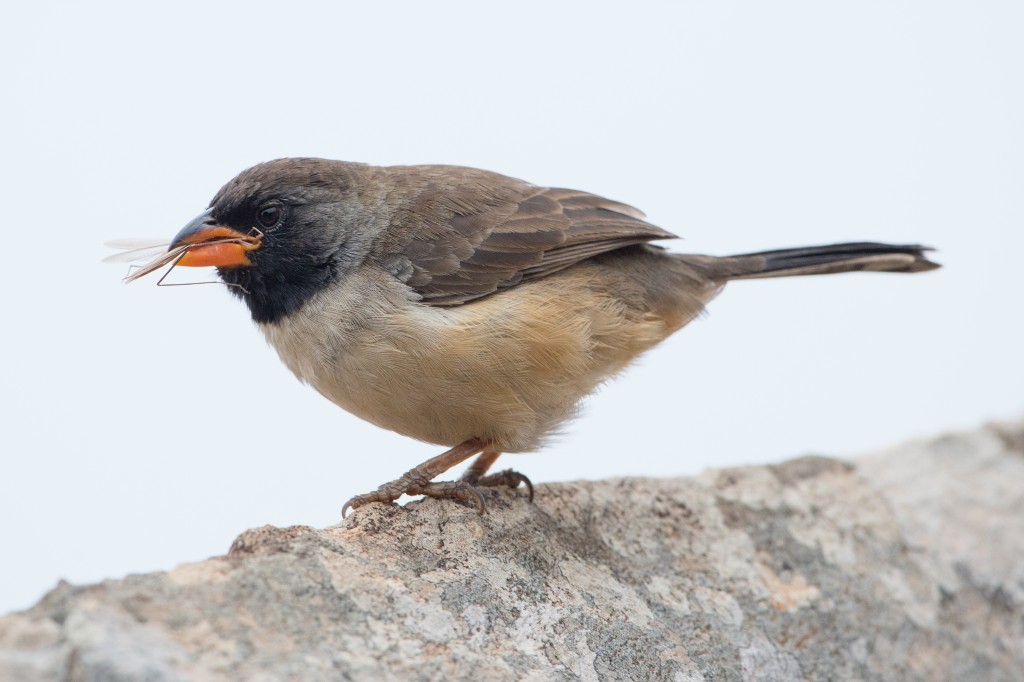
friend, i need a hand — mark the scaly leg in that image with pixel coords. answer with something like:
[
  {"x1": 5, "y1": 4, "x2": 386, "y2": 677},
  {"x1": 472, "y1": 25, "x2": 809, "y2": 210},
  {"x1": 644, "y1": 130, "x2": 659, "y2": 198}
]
[
  {"x1": 342, "y1": 438, "x2": 489, "y2": 517},
  {"x1": 460, "y1": 449, "x2": 535, "y2": 502}
]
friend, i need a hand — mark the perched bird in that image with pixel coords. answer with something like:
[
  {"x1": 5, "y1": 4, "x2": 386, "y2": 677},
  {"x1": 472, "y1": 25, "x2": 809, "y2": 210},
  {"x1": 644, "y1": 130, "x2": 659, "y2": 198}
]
[{"x1": 158, "y1": 158, "x2": 939, "y2": 515}]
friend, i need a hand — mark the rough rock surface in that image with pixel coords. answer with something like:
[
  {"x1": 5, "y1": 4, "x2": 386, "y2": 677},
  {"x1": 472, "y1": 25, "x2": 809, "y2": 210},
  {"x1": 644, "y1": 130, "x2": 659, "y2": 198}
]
[{"x1": 2, "y1": 419, "x2": 1023, "y2": 682}]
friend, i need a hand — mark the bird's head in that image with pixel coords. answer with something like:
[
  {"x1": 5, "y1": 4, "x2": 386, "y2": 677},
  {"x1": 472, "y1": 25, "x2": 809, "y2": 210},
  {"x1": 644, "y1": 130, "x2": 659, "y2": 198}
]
[{"x1": 169, "y1": 158, "x2": 375, "y2": 324}]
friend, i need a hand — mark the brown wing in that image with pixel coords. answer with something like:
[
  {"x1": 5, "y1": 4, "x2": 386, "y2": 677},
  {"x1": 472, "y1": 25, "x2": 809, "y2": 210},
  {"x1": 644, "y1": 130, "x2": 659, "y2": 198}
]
[{"x1": 381, "y1": 177, "x2": 677, "y2": 306}]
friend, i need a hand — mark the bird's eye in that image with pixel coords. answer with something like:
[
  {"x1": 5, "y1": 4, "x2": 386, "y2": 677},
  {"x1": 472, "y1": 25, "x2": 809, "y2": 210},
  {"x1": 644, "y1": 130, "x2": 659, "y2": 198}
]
[{"x1": 257, "y1": 203, "x2": 283, "y2": 228}]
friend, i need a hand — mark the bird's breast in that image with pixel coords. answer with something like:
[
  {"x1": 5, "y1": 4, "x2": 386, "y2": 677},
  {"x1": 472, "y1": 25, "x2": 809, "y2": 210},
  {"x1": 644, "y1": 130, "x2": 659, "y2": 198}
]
[{"x1": 259, "y1": 262, "x2": 686, "y2": 451}]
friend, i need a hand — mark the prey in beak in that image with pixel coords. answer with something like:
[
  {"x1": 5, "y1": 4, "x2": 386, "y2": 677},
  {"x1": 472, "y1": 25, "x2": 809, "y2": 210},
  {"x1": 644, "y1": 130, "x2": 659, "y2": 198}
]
[
  {"x1": 168, "y1": 208, "x2": 262, "y2": 268},
  {"x1": 108, "y1": 208, "x2": 262, "y2": 284}
]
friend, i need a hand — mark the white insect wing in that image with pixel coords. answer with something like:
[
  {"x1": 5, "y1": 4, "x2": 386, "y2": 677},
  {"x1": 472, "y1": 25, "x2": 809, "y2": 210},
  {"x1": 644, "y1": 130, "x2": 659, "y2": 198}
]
[
  {"x1": 121, "y1": 245, "x2": 193, "y2": 283},
  {"x1": 102, "y1": 239, "x2": 171, "y2": 264},
  {"x1": 105, "y1": 229, "x2": 262, "y2": 289}
]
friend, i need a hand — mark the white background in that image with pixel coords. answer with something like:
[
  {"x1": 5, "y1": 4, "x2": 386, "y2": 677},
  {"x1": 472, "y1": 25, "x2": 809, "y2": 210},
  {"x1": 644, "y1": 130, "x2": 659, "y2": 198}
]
[{"x1": 1, "y1": 1, "x2": 1021, "y2": 614}]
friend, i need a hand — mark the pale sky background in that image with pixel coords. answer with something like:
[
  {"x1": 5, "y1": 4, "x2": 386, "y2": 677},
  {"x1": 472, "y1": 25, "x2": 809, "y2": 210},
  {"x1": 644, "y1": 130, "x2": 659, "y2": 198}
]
[{"x1": 1, "y1": 1, "x2": 1021, "y2": 614}]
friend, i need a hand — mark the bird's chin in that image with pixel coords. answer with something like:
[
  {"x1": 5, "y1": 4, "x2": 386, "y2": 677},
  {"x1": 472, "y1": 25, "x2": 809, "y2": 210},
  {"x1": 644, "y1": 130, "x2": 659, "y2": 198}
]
[{"x1": 217, "y1": 266, "x2": 254, "y2": 295}]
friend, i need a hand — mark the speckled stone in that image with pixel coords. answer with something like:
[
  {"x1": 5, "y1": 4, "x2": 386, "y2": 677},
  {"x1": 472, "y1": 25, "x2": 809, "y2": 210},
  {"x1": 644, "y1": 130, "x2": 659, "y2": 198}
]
[{"x1": 2, "y1": 419, "x2": 1022, "y2": 681}]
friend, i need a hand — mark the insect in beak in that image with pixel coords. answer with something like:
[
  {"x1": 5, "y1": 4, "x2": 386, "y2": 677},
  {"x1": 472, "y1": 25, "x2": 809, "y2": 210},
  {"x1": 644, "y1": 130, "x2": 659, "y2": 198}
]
[
  {"x1": 104, "y1": 208, "x2": 262, "y2": 286},
  {"x1": 166, "y1": 208, "x2": 263, "y2": 270}
]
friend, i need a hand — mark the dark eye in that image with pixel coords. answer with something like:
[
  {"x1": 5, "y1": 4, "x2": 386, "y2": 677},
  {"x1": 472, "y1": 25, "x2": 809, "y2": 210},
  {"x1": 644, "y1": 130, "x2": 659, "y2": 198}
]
[{"x1": 257, "y1": 203, "x2": 283, "y2": 229}]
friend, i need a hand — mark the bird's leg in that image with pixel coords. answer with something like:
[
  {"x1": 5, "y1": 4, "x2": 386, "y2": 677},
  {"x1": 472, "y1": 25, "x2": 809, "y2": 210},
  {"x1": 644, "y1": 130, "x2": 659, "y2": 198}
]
[
  {"x1": 460, "y1": 449, "x2": 535, "y2": 503},
  {"x1": 342, "y1": 438, "x2": 490, "y2": 516},
  {"x1": 460, "y1": 449, "x2": 501, "y2": 481}
]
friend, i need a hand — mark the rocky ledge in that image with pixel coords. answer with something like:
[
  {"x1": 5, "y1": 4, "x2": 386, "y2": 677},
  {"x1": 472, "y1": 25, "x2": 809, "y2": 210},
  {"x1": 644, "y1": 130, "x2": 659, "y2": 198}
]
[{"x1": 2, "y1": 419, "x2": 1023, "y2": 681}]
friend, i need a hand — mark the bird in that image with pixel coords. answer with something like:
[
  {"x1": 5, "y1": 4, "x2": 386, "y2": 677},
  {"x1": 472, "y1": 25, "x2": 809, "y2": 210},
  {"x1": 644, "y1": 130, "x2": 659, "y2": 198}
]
[{"x1": 158, "y1": 157, "x2": 939, "y2": 515}]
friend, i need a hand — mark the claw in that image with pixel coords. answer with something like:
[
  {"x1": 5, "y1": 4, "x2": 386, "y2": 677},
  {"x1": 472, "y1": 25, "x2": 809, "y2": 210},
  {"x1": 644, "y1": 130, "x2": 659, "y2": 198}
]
[
  {"x1": 521, "y1": 473, "x2": 535, "y2": 503},
  {"x1": 420, "y1": 480, "x2": 488, "y2": 514},
  {"x1": 455, "y1": 482, "x2": 486, "y2": 515},
  {"x1": 472, "y1": 468, "x2": 535, "y2": 503},
  {"x1": 342, "y1": 490, "x2": 400, "y2": 518},
  {"x1": 470, "y1": 486, "x2": 487, "y2": 514}
]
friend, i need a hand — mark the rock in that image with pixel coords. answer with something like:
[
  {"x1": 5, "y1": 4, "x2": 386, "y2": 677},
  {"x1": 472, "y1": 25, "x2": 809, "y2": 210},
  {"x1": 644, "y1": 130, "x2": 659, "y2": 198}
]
[{"x1": 2, "y1": 420, "x2": 1022, "y2": 682}]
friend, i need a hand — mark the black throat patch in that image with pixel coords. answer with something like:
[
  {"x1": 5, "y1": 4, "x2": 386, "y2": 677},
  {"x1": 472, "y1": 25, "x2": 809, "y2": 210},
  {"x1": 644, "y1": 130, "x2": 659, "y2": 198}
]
[{"x1": 218, "y1": 256, "x2": 337, "y2": 324}]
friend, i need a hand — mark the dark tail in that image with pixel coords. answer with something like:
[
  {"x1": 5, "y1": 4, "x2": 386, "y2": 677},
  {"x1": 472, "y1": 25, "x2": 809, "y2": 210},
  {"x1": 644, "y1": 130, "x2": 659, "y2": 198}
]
[{"x1": 704, "y1": 242, "x2": 940, "y2": 280}]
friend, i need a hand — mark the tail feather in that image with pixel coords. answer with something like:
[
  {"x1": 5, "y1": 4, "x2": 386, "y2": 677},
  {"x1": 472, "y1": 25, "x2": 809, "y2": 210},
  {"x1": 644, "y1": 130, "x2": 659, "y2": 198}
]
[{"x1": 710, "y1": 242, "x2": 940, "y2": 280}]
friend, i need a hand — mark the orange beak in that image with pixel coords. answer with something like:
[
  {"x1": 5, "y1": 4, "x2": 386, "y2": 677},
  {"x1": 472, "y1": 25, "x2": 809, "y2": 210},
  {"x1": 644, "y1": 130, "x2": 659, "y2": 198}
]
[{"x1": 169, "y1": 208, "x2": 261, "y2": 268}]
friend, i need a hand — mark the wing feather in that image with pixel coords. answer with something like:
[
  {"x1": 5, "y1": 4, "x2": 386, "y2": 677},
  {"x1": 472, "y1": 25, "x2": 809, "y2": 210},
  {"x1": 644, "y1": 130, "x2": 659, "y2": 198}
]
[{"x1": 386, "y1": 178, "x2": 676, "y2": 305}]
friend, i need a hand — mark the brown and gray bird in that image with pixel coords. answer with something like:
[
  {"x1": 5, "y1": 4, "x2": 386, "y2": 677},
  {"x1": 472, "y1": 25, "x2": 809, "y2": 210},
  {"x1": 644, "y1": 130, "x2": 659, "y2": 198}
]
[{"x1": 163, "y1": 158, "x2": 939, "y2": 515}]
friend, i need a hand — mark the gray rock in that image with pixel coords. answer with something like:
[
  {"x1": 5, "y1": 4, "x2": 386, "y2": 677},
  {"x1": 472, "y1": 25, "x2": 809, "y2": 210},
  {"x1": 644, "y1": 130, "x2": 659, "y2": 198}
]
[{"x1": 3, "y1": 419, "x2": 1022, "y2": 681}]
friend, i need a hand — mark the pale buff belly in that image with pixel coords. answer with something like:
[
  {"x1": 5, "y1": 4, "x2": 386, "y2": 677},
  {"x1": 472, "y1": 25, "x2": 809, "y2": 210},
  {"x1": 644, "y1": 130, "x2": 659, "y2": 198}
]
[{"x1": 260, "y1": 261, "x2": 712, "y2": 452}]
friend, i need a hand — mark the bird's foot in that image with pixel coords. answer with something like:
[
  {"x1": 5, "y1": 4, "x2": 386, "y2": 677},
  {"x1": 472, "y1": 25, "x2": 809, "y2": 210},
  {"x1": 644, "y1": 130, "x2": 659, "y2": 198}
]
[
  {"x1": 342, "y1": 438, "x2": 491, "y2": 518},
  {"x1": 341, "y1": 441, "x2": 536, "y2": 518},
  {"x1": 462, "y1": 468, "x2": 535, "y2": 502},
  {"x1": 342, "y1": 477, "x2": 486, "y2": 517}
]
